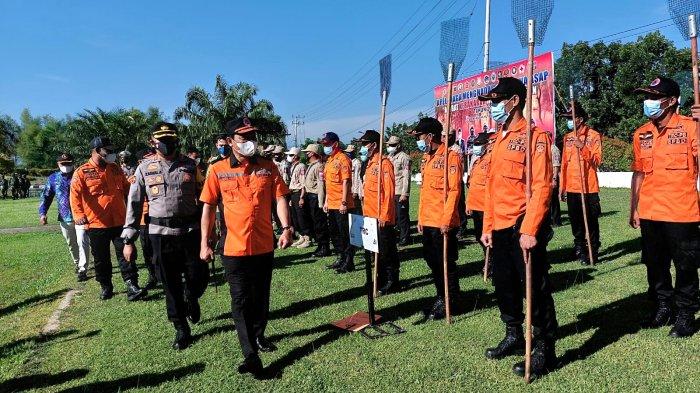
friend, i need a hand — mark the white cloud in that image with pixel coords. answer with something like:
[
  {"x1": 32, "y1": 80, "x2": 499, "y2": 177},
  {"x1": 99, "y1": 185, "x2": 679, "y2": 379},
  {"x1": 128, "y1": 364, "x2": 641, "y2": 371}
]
[
  {"x1": 292, "y1": 106, "x2": 429, "y2": 145},
  {"x1": 36, "y1": 74, "x2": 70, "y2": 83}
]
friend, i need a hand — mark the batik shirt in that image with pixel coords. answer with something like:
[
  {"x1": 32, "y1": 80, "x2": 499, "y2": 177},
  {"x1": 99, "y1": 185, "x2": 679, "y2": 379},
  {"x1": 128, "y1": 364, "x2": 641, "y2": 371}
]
[{"x1": 39, "y1": 171, "x2": 74, "y2": 222}]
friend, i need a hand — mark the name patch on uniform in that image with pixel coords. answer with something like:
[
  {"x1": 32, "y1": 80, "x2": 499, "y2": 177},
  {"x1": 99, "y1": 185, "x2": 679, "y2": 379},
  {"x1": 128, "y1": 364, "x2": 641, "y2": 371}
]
[
  {"x1": 255, "y1": 168, "x2": 272, "y2": 177},
  {"x1": 507, "y1": 137, "x2": 526, "y2": 152},
  {"x1": 667, "y1": 131, "x2": 687, "y2": 145},
  {"x1": 217, "y1": 172, "x2": 244, "y2": 180}
]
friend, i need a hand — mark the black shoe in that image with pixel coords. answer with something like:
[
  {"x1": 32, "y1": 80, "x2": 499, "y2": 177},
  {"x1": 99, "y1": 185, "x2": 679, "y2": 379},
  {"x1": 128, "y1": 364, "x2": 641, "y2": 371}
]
[
  {"x1": 485, "y1": 326, "x2": 525, "y2": 360},
  {"x1": 172, "y1": 325, "x2": 192, "y2": 350},
  {"x1": 143, "y1": 275, "x2": 158, "y2": 290},
  {"x1": 125, "y1": 279, "x2": 146, "y2": 301},
  {"x1": 424, "y1": 298, "x2": 446, "y2": 320},
  {"x1": 335, "y1": 256, "x2": 355, "y2": 274},
  {"x1": 398, "y1": 239, "x2": 411, "y2": 247},
  {"x1": 100, "y1": 284, "x2": 114, "y2": 300},
  {"x1": 512, "y1": 338, "x2": 556, "y2": 381},
  {"x1": 326, "y1": 255, "x2": 343, "y2": 270},
  {"x1": 237, "y1": 355, "x2": 264, "y2": 378},
  {"x1": 377, "y1": 281, "x2": 401, "y2": 296},
  {"x1": 256, "y1": 336, "x2": 277, "y2": 352},
  {"x1": 187, "y1": 298, "x2": 201, "y2": 324},
  {"x1": 77, "y1": 271, "x2": 88, "y2": 282},
  {"x1": 313, "y1": 244, "x2": 331, "y2": 258},
  {"x1": 642, "y1": 303, "x2": 674, "y2": 328},
  {"x1": 578, "y1": 252, "x2": 590, "y2": 266},
  {"x1": 669, "y1": 312, "x2": 696, "y2": 338}
]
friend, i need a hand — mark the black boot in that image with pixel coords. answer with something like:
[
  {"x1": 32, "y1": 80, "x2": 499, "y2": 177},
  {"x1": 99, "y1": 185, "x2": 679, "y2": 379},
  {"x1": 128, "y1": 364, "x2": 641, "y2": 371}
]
[
  {"x1": 125, "y1": 279, "x2": 146, "y2": 301},
  {"x1": 187, "y1": 297, "x2": 201, "y2": 324},
  {"x1": 237, "y1": 354, "x2": 264, "y2": 378},
  {"x1": 172, "y1": 323, "x2": 192, "y2": 350},
  {"x1": 642, "y1": 302, "x2": 674, "y2": 328},
  {"x1": 669, "y1": 311, "x2": 696, "y2": 338},
  {"x1": 256, "y1": 336, "x2": 277, "y2": 352},
  {"x1": 143, "y1": 274, "x2": 158, "y2": 290},
  {"x1": 77, "y1": 271, "x2": 88, "y2": 282},
  {"x1": 326, "y1": 254, "x2": 344, "y2": 269},
  {"x1": 424, "y1": 298, "x2": 446, "y2": 320},
  {"x1": 100, "y1": 283, "x2": 114, "y2": 300},
  {"x1": 335, "y1": 254, "x2": 355, "y2": 274},
  {"x1": 378, "y1": 280, "x2": 401, "y2": 296},
  {"x1": 485, "y1": 326, "x2": 525, "y2": 359},
  {"x1": 512, "y1": 338, "x2": 556, "y2": 381},
  {"x1": 314, "y1": 244, "x2": 331, "y2": 257}
]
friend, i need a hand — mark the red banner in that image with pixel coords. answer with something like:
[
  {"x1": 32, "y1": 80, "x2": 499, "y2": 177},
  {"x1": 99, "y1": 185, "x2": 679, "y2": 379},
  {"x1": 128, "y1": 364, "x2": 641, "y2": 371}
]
[{"x1": 434, "y1": 52, "x2": 555, "y2": 149}]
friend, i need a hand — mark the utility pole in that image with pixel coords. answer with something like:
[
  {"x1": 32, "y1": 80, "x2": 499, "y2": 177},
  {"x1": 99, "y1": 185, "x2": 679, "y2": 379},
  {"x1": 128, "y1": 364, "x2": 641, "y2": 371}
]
[
  {"x1": 483, "y1": 0, "x2": 491, "y2": 72},
  {"x1": 291, "y1": 115, "x2": 305, "y2": 147}
]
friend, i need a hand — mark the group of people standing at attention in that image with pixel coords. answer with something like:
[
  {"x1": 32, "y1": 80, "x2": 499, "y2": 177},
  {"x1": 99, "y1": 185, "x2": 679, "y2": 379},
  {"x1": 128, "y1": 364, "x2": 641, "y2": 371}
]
[{"x1": 35, "y1": 75, "x2": 698, "y2": 380}]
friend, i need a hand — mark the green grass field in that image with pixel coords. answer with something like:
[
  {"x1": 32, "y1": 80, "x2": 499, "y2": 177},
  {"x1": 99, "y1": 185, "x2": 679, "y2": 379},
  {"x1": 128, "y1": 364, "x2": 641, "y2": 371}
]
[{"x1": 1, "y1": 187, "x2": 699, "y2": 392}]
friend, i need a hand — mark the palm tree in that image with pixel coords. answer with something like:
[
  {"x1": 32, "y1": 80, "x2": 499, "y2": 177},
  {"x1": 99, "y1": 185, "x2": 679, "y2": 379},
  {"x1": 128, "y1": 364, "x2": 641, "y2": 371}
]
[{"x1": 174, "y1": 75, "x2": 287, "y2": 156}]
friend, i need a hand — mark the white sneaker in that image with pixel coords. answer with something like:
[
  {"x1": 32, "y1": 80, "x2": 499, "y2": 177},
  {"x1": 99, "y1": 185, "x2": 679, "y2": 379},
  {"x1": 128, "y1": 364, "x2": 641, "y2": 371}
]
[{"x1": 296, "y1": 236, "x2": 311, "y2": 249}]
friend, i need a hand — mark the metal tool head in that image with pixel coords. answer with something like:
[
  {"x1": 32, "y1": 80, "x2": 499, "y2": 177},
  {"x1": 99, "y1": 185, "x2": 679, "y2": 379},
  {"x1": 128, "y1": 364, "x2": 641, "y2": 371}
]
[
  {"x1": 667, "y1": 0, "x2": 700, "y2": 39},
  {"x1": 439, "y1": 17, "x2": 471, "y2": 82},
  {"x1": 379, "y1": 54, "x2": 392, "y2": 98},
  {"x1": 511, "y1": 0, "x2": 554, "y2": 48}
]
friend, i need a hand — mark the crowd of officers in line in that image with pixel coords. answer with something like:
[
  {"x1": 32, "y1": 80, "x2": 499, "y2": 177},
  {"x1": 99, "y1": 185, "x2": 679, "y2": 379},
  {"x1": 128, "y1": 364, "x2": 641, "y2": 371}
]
[
  {"x1": 0, "y1": 172, "x2": 31, "y2": 199},
  {"x1": 34, "y1": 75, "x2": 698, "y2": 381}
]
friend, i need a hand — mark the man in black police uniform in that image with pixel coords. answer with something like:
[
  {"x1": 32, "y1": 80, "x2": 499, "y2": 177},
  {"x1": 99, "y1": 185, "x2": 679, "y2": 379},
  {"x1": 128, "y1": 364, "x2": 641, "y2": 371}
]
[{"x1": 122, "y1": 122, "x2": 209, "y2": 350}]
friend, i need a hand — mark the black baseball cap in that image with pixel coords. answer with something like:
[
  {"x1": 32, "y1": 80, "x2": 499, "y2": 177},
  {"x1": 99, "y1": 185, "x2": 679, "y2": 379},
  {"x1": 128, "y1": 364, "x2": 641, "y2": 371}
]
[
  {"x1": 634, "y1": 76, "x2": 680, "y2": 98},
  {"x1": 478, "y1": 77, "x2": 527, "y2": 103},
  {"x1": 358, "y1": 130, "x2": 380, "y2": 144},
  {"x1": 225, "y1": 117, "x2": 258, "y2": 136},
  {"x1": 473, "y1": 132, "x2": 491, "y2": 147},
  {"x1": 90, "y1": 136, "x2": 114, "y2": 151},
  {"x1": 410, "y1": 117, "x2": 443, "y2": 138},
  {"x1": 319, "y1": 132, "x2": 340, "y2": 145},
  {"x1": 561, "y1": 100, "x2": 589, "y2": 121},
  {"x1": 56, "y1": 153, "x2": 74, "y2": 163}
]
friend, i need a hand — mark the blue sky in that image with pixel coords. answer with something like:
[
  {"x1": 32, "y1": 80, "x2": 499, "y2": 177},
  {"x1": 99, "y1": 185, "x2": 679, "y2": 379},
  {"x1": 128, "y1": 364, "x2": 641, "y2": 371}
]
[{"x1": 0, "y1": 0, "x2": 686, "y2": 144}]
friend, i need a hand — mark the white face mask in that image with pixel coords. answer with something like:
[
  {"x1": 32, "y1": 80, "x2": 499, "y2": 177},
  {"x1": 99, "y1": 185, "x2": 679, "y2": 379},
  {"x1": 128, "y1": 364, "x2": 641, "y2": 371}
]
[
  {"x1": 286, "y1": 155, "x2": 294, "y2": 163},
  {"x1": 194, "y1": 158, "x2": 201, "y2": 166},
  {"x1": 387, "y1": 146, "x2": 397, "y2": 154},
  {"x1": 236, "y1": 141, "x2": 257, "y2": 157},
  {"x1": 104, "y1": 153, "x2": 117, "y2": 164},
  {"x1": 59, "y1": 165, "x2": 73, "y2": 173}
]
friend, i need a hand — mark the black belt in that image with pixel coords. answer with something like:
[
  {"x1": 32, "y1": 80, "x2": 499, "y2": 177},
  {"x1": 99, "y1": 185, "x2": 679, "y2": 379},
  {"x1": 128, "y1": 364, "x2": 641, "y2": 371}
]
[
  {"x1": 150, "y1": 216, "x2": 197, "y2": 228},
  {"x1": 290, "y1": 189, "x2": 302, "y2": 194}
]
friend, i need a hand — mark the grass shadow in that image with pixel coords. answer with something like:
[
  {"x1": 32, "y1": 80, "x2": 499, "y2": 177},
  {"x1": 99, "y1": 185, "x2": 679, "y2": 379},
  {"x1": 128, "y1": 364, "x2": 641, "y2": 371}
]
[
  {"x1": 0, "y1": 369, "x2": 90, "y2": 392},
  {"x1": 55, "y1": 363, "x2": 206, "y2": 392},
  {"x1": 556, "y1": 293, "x2": 648, "y2": 369},
  {"x1": 0, "y1": 329, "x2": 101, "y2": 360},
  {"x1": 0, "y1": 289, "x2": 68, "y2": 318}
]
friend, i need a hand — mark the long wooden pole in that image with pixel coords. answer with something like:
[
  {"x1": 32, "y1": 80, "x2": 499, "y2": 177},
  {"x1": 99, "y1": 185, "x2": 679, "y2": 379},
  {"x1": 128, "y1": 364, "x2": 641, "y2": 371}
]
[
  {"x1": 483, "y1": 246, "x2": 490, "y2": 283},
  {"x1": 523, "y1": 19, "x2": 535, "y2": 384},
  {"x1": 569, "y1": 86, "x2": 595, "y2": 266},
  {"x1": 373, "y1": 90, "x2": 388, "y2": 298},
  {"x1": 443, "y1": 63, "x2": 455, "y2": 324},
  {"x1": 689, "y1": 15, "x2": 700, "y2": 196}
]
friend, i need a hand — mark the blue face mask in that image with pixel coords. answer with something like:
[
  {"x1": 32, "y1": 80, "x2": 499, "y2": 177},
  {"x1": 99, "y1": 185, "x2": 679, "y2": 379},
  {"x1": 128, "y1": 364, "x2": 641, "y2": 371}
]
[
  {"x1": 416, "y1": 139, "x2": 429, "y2": 152},
  {"x1": 566, "y1": 120, "x2": 575, "y2": 131},
  {"x1": 323, "y1": 146, "x2": 334, "y2": 155},
  {"x1": 643, "y1": 99, "x2": 665, "y2": 119},
  {"x1": 490, "y1": 100, "x2": 511, "y2": 124},
  {"x1": 217, "y1": 145, "x2": 230, "y2": 156}
]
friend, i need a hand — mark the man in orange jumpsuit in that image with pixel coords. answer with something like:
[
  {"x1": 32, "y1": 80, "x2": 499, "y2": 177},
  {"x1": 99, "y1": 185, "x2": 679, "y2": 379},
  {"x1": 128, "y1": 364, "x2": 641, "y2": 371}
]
[
  {"x1": 358, "y1": 130, "x2": 399, "y2": 295},
  {"x1": 559, "y1": 101, "x2": 603, "y2": 265},
  {"x1": 320, "y1": 132, "x2": 356, "y2": 273},
  {"x1": 466, "y1": 131, "x2": 495, "y2": 277},
  {"x1": 630, "y1": 76, "x2": 699, "y2": 338},
  {"x1": 411, "y1": 117, "x2": 462, "y2": 320},
  {"x1": 200, "y1": 117, "x2": 293, "y2": 377},
  {"x1": 70, "y1": 136, "x2": 146, "y2": 301},
  {"x1": 478, "y1": 77, "x2": 557, "y2": 379}
]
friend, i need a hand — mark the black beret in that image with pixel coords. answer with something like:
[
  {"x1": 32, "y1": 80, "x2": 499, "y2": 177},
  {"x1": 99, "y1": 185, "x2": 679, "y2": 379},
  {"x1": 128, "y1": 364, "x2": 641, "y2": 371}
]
[
  {"x1": 411, "y1": 117, "x2": 443, "y2": 138},
  {"x1": 478, "y1": 77, "x2": 527, "y2": 103},
  {"x1": 359, "y1": 130, "x2": 380, "y2": 144}
]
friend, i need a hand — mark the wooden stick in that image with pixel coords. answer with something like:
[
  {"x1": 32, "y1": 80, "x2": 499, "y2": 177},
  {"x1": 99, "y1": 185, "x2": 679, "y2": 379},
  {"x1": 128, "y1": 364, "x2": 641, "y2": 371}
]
[
  {"x1": 443, "y1": 63, "x2": 455, "y2": 324},
  {"x1": 569, "y1": 86, "x2": 595, "y2": 266},
  {"x1": 483, "y1": 246, "x2": 491, "y2": 283},
  {"x1": 689, "y1": 15, "x2": 700, "y2": 198},
  {"x1": 523, "y1": 19, "x2": 536, "y2": 384},
  {"x1": 373, "y1": 90, "x2": 388, "y2": 298}
]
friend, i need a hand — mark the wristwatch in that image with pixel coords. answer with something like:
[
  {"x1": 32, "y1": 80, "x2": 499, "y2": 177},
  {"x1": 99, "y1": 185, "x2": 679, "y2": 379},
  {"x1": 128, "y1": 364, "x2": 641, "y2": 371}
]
[
  {"x1": 282, "y1": 226, "x2": 295, "y2": 234},
  {"x1": 341, "y1": 200, "x2": 347, "y2": 206}
]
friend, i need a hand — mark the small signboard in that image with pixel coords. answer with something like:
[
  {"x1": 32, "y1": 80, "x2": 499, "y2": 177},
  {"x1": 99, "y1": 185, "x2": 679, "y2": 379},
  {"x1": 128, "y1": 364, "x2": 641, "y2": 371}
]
[{"x1": 348, "y1": 214, "x2": 379, "y2": 253}]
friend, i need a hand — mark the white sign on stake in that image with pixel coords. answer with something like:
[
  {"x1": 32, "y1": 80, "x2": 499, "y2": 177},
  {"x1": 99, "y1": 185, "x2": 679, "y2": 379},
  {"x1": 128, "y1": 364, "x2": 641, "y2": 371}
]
[{"x1": 348, "y1": 214, "x2": 379, "y2": 253}]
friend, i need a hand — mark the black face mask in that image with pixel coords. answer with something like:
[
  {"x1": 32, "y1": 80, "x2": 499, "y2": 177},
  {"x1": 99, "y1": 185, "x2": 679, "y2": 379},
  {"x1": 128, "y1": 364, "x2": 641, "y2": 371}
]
[{"x1": 155, "y1": 139, "x2": 178, "y2": 156}]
